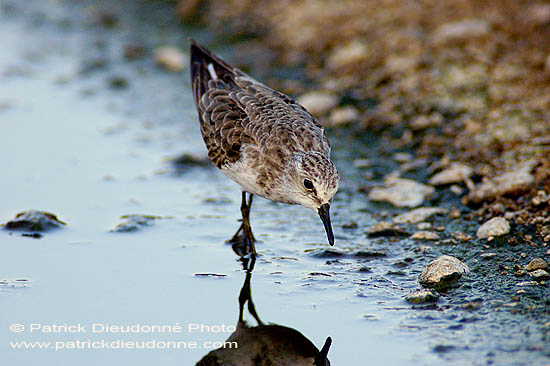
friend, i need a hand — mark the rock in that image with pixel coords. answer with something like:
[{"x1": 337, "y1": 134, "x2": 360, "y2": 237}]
[
  {"x1": 411, "y1": 231, "x2": 440, "y2": 240},
  {"x1": 529, "y1": 269, "x2": 550, "y2": 280},
  {"x1": 2, "y1": 210, "x2": 66, "y2": 232},
  {"x1": 479, "y1": 252, "x2": 497, "y2": 259},
  {"x1": 429, "y1": 163, "x2": 473, "y2": 186},
  {"x1": 526, "y1": 4, "x2": 550, "y2": 26},
  {"x1": 108, "y1": 76, "x2": 129, "y2": 90},
  {"x1": 432, "y1": 19, "x2": 490, "y2": 45},
  {"x1": 326, "y1": 40, "x2": 370, "y2": 71},
  {"x1": 385, "y1": 55, "x2": 420, "y2": 74},
  {"x1": 418, "y1": 255, "x2": 470, "y2": 287},
  {"x1": 327, "y1": 106, "x2": 358, "y2": 126},
  {"x1": 417, "y1": 222, "x2": 431, "y2": 230},
  {"x1": 171, "y1": 152, "x2": 211, "y2": 169},
  {"x1": 154, "y1": 46, "x2": 187, "y2": 72},
  {"x1": 124, "y1": 43, "x2": 147, "y2": 60},
  {"x1": 467, "y1": 161, "x2": 535, "y2": 204},
  {"x1": 525, "y1": 258, "x2": 549, "y2": 272},
  {"x1": 393, "y1": 152, "x2": 413, "y2": 163},
  {"x1": 297, "y1": 91, "x2": 338, "y2": 116},
  {"x1": 367, "y1": 222, "x2": 409, "y2": 237},
  {"x1": 516, "y1": 281, "x2": 539, "y2": 286},
  {"x1": 393, "y1": 207, "x2": 447, "y2": 224},
  {"x1": 368, "y1": 178, "x2": 435, "y2": 208},
  {"x1": 405, "y1": 289, "x2": 440, "y2": 304},
  {"x1": 476, "y1": 217, "x2": 510, "y2": 239},
  {"x1": 110, "y1": 214, "x2": 168, "y2": 232}
]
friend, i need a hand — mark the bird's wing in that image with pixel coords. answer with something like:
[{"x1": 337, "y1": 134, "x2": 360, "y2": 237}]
[{"x1": 190, "y1": 40, "x2": 330, "y2": 169}]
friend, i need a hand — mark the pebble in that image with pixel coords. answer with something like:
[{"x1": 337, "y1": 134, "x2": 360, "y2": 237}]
[
  {"x1": 526, "y1": 4, "x2": 550, "y2": 25},
  {"x1": 368, "y1": 178, "x2": 435, "y2": 208},
  {"x1": 412, "y1": 231, "x2": 440, "y2": 241},
  {"x1": 405, "y1": 289, "x2": 440, "y2": 304},
  {"x1": 154, "y1": 46, "x2": 187, "y2": 72},
  {"x1": 352, "y1": 159, "x2": 371, "y2": 168},
  {"x1": 476, "y1": 217, "x2": 510, "y2": 239},
  {"x1": 2, "y1": 210, "x2": 67, "y2": 232},
  {"x1": 525, "y1": 258, "x2": 549, "y2": 271},
  {"x1": 431, "y1": 19, "x2": 490, "y2": 45},
  {"x1": 327, "y1": 106, "x2": 359, "y2": 126},
  {"x1": 451, "y1": 231, "x2": 472, "y2": 242},
  {"x1": 367, "y1": 222, "x2": 409, "y2": 237},
  {"x1": 326, "y1": 40, "x2": 370, "y2": 70},
  {"x1": 516, "y1": 281, "x2": 539, "y2": 286},
  {"x1": 393, "y1": 207, "x2": 447, "y2": 224},
  {"x1": 467, "y1": 160, "x2": 535, "y2": 204},
  {"x1": 529, "y1": 269, "x2": 550, "y2": 280},
  {"x1": 479, "y1": 252, "x2": 497, "y2": 259},
  {"x1": 417, "y1": 222, "x2": 431, "y2": 230},
  {"x1": 428, "y1": 163, "x2": 473, "y2": 186},
  {"x1": 418, "y1": 255, "x2": 470, "y2": 287},
  {"x1": 296, "y1": 91, "x2": 338, "y2": 116}
]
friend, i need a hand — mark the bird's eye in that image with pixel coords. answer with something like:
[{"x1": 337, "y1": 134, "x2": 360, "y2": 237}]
[{"x1": 303, "y1": 179, "x2": 314, "y2": 190}]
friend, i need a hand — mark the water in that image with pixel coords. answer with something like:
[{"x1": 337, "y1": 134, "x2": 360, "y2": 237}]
[{"x1": 1, "y1": 1, "x2": 549, "y2": 365}]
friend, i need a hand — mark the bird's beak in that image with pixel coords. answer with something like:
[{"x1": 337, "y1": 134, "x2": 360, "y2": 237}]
[{"x1": 317, "y1": 203, "x2": 334, "y2": 246}]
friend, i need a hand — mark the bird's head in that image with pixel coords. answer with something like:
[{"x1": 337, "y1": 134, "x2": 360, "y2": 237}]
[{"x1": 285, "y1": 152, "x2": 340, "y2": 245}]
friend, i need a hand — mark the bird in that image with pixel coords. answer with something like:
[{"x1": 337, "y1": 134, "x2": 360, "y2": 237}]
[{"x1": 189, "y1": 39, "x2": 340, "y2": 256}]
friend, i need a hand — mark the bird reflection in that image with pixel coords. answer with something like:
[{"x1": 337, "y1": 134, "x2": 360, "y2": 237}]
[{"x1": 196, "y1": 257, "x2": 332, "y2": 366}]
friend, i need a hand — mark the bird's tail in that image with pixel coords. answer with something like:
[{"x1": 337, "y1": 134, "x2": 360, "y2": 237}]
[{"x1": 189, "y1": 39, "x2": 235, "y2": 107}]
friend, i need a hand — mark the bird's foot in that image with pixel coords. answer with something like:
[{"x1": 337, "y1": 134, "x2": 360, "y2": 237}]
[{"x1": 226, "y1": 223, "x2": 257, "y2": 257}]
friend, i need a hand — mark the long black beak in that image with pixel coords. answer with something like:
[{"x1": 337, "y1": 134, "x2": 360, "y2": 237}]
[{"x1": 317, "y1": 203, "x2": 334, "y2": 246}]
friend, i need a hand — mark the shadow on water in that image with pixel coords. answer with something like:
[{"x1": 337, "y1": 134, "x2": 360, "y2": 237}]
[{"x1": 196, "y1": 257, "x2": 332, "y2": 366}]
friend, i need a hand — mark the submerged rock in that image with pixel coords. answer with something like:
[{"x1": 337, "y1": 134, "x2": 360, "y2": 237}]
[
  {"x1": 368, "y1": 178, "x2": 435, "y2": 208},
  {"x1": 2, "y1": 210, "x2": 66, "y2": 232},
  {"x1": 110, "y1": 214, "x2": 168, "y2": 232},
  {"x1": 393, "y1": 207, "x2": 447, "y2": 224},
  {"x1": 405, "y1": 289, "x2": 440, "y2": 303},
  {"x1": 418, "y1": 255, "x2": 470, "y2": 287},
  {"x1": 476, "y1": 217, "x2": 510, "y2": 239},
  {"x1": 525, "y1": 258, "x2": 549, "y2": 272}
]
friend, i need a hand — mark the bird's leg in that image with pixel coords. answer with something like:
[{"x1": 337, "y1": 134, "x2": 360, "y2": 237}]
[{"x1": 229, "y1": 192, "x2": 256, "y2": 256}]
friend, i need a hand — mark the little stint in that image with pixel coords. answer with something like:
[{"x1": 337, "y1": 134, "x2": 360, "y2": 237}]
[{"x1": 190, "y1": 40, "x2": 340, "y2": 255}]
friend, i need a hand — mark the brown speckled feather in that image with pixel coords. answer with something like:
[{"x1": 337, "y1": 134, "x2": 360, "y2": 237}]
[{"x1": 190, "y1": 41, "x2": 330, "y2": 173}]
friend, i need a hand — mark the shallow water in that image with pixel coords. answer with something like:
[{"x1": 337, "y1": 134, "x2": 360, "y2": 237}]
[{"x1": 1, "y1": 1, "x2": 549, "y2": 365}]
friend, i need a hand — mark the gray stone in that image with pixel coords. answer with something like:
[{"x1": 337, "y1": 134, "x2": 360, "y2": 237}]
[
  {"x1": 429, "y1": 163, "x2": 473, "y2": 186},
  {"x1": 467, "y1": 161, "x2": 535, "y2": 204},
  {"x1": 297, "y1": 91, "x2": 338, "y2": 116},
  {"x1": 432, "y1": 19, "x2": 490, "y2": 45},
  {"x1": 369, "y1": 178, "x2": 435, "y2": 208},
  {"x1": 525, "y1": 258, "x2": 549, "y2": 272},
  {"x1": 405, "y1": 289, "x2": 440, "y2": 304},
  {"x1": 411, "y1": 231, "x2": 440, "y2": 241},
  {"x1": 418, "y1": 255, "x2": 470, "y2": 287},
  {"x1": 529, "y1": 269, "x2": 550, "y2": 280},
  {"x1": 393, "y1": 207, "x2": 447, "y2": 224},
  {"x1": 476, "y1": 217, "x2": 511, "y2": 239}
]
